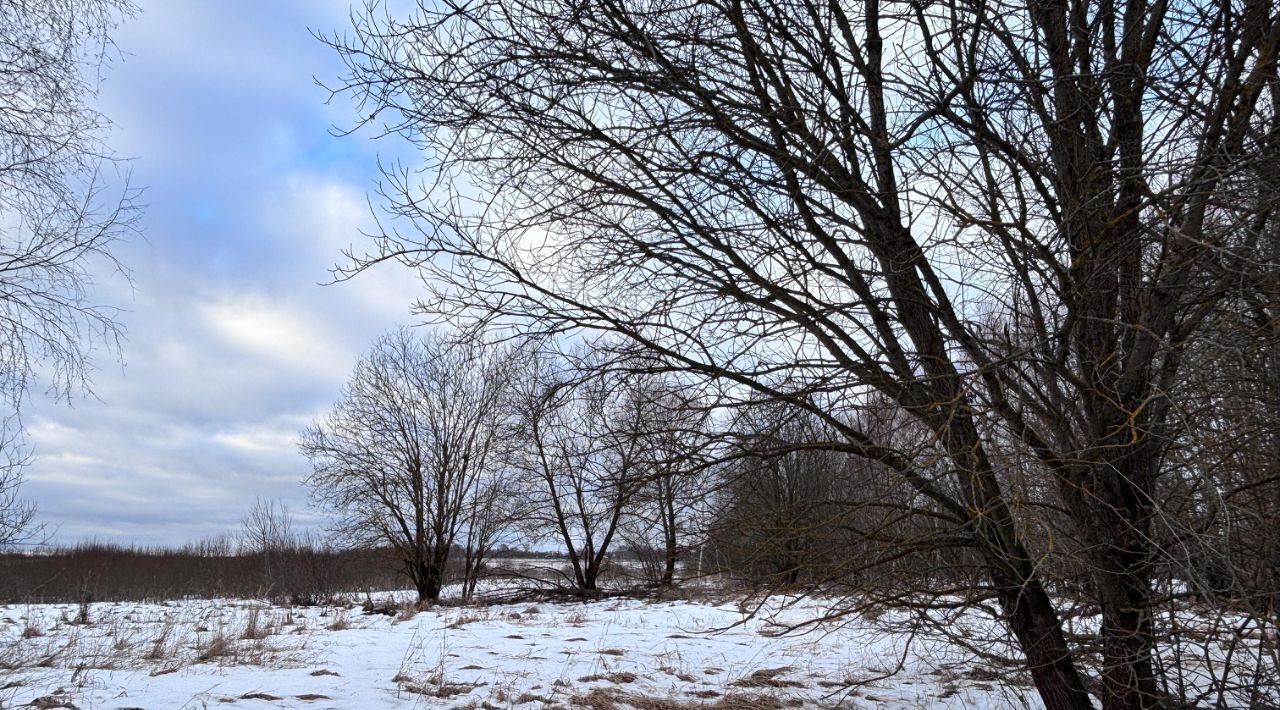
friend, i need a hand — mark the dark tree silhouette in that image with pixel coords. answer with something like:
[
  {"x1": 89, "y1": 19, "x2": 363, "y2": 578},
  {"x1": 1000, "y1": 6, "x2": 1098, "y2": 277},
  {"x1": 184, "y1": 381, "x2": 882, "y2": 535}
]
[{"x1": 326, "y1": 0, "x2": 1280, "y2": 706}]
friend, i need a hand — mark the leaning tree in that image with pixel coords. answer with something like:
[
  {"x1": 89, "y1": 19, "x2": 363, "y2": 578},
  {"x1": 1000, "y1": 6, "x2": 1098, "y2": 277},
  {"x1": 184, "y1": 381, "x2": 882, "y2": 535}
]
[{"x1": 326, "y1": 0, "x2": 1280, "y2": 706}]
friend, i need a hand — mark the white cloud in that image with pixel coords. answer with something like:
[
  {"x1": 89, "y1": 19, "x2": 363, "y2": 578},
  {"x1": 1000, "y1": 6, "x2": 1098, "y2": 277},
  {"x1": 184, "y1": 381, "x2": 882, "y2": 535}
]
[{"x1": 200, "y1": 295, "x2": 350, "y2": 380}]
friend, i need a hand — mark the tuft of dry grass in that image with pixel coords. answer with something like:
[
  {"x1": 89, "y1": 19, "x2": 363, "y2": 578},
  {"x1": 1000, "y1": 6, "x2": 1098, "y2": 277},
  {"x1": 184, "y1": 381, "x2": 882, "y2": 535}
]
[
  {"x1": 326, "y1": 612, "x2": 352, "y2": 631},
  {"x1": 447, "y1": 610, "x2": 489, "y2": 629},
  {"x1": 729, "y1": 668, "x2": 805, "y2": 689},
  {"x1": 398, "y1": 678, "x2": 481, "y2": 698},
  {"x1": 241, "y1": 609, "x2": 270, "y2": 640},
  {"x1": 198, "y1": 631, "x2": 234, "y2": 661},
  {"x1": 394, "y1": 601, "x2": 419, "y2": 623},
  {"x1": 143, "y1": 618, "x2": 175, "y2": 661},
  {"x1": 578, "y1": 671, "x2": 638, "y2": 684}
]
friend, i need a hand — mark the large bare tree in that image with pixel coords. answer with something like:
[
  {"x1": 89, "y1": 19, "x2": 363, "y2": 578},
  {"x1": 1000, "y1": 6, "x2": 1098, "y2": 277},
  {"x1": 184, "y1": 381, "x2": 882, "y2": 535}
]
[
  {"x1": 328, "y1": 0, "x2": 1280, "y2": 707},
  {"x1": 0, "y1": 0, "x2": 138, "y2": 547},
  {"x1": 300, "y1": 328, "x2": 513, "y2": 603}
]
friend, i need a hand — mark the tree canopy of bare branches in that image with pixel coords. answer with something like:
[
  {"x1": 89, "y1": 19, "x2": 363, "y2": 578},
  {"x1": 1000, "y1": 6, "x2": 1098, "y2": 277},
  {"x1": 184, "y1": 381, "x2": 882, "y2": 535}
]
[
  {"x1": 508, "y1": 345, "x2": 654, "y2": 592},
  {"x1": 0, "y1": 0, "x2": 138, "y2": 548},
  {"x1": 300, "y1": 328, "x2": 514, "y2": 603},
  {"x1": 327, "y1": 0, "x2": 1280, "y2": 707}
]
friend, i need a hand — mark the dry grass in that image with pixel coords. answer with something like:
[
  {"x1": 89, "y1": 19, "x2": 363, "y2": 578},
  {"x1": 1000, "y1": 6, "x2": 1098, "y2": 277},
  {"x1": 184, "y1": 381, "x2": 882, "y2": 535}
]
[
  {"x1": 578, "y1": 671, "x2": 638, "y2": 684},
  {"x1": 241, "y1": 609, "x2": 270, "y2": 640},
  {"x1": 729, "y1": 668, "x2": 805, "y2": 689},
  {"x1": 570, "y1": 687, "x2": 799, "y2": 709},
  {"x1": 397, "y1": 673, "x2": 481, "y2": 699},
  {"x1": 394, "y1": 601, "x2": 419, "y2": 623},
  {"x1": 446, "y1": 610, "x2": 490, "y2": 629},
  {"x1": 326, "y1": 612, "x2": 352, "y2": 631},
  {"x1": 197, "y1": 631, "x2": 233, "y2": 661}
]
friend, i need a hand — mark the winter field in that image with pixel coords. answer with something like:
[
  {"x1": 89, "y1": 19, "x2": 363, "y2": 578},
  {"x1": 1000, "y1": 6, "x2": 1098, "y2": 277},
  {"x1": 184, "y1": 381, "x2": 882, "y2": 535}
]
[{"x1": 0, "y1": 588, "x2": 1048, "y2": 710}]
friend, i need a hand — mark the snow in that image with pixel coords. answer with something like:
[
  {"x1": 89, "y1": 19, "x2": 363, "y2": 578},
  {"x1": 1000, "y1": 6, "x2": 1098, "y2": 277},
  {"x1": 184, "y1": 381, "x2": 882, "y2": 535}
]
[{"x1": 0, "y1": 592, "x2": 1044, "y2": 708}]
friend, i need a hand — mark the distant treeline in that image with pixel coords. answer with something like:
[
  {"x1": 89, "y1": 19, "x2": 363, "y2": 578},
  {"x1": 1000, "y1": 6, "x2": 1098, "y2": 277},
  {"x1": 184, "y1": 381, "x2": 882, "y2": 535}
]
[{"x1": 0, "y1": 540, "x2": 564, "y2": 604}]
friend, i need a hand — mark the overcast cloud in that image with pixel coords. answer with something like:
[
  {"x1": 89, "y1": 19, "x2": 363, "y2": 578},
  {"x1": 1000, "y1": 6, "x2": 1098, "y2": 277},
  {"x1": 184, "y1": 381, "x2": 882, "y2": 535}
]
[{"x1": 21, "y1": 1, "x2": 424, "y2": 545}]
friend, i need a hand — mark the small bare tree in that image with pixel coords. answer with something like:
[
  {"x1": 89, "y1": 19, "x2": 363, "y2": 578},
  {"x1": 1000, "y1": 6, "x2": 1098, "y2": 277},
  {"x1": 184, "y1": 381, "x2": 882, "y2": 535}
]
[
  {"x1": 239, "y1": 497, "x2": 295, "y2": 592},
  {"x1": 508, "y1": 344, "x2": 656, "y2": 592},
  {"x1": 457, "y1": 467, "x2": 522, "y2": 601},
  {"x1": 301, "y1": 328, "x2": 512, "y2": 604},
  {"x1": 615, "y1": 376, "x2": 711, "y2": 587}
]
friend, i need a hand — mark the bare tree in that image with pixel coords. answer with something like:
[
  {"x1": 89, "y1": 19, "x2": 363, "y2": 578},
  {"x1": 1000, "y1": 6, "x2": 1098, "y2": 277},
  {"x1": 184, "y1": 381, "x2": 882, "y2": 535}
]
[
  {"x1": 0, "y1": 0, "x2": 139, "y2": 544},
  {"x1": 300, "y1": 328, "x2": 512, "y2": 604},
  {"x1": 456, "y1": 466, "x2": 522, "y2": 601},
  {"x1": 614, "y1": 375, "x2": 711, "y2": 588},
  {"x1": 0, "y1": 417, "x2": 35, "y2": 548},
  {"x1": 508, "y1": 344, "x2": 657, "y2": 593},
  {"x1": 239, "y1": 496, "x2": 295, "y2": 592},
  {"x1": 326, "y1": 0, "x2": 1280, "y2": 706}
]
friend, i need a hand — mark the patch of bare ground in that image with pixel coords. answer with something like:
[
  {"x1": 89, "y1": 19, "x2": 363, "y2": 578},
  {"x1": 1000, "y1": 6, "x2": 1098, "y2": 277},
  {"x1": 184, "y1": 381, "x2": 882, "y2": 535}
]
[
  {"x1": 660, "y1": 666, "x2": 699, "y2": 683},
  {"x1": 28, "y1": 694, "x2": 80, "y2": 710}
]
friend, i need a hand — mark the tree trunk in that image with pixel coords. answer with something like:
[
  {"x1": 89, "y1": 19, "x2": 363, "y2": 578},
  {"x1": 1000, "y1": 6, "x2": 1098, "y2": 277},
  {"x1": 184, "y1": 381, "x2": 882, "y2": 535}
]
[
  {"x1": 1091, "y1": 487, "x2": 1161, "y2": 709},
  {"x1": 415, "y1": 555, "x2": 447, "y2": 604},
  {"x1": 1098, "y1": 581, "x2": 1159, "y2": 710},
  {"x1": 946, "y1": 418, "x2": 1095, "y2": 710},
  {"x1": 660, "y1": 502, "x2": 678, "y2": 587},
  {"x1": 993, "y1": 571, "x2": 1096, "y2": 710},
  {"x1": 661, "y1": 547, "x2": 676, "y2": 587}
]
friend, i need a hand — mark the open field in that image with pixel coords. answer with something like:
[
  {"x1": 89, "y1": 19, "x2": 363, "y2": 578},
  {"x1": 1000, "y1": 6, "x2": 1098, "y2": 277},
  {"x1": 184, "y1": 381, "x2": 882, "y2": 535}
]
[{"x1": 0, "y1": 592, "x2": 1044, "y2": 709}]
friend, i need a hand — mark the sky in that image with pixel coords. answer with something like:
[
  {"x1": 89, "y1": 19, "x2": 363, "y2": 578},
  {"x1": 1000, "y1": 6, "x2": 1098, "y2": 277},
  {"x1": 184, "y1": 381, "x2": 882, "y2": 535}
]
[{"x1": 21, "y1": 1, "x2": 426, "y2": 545}]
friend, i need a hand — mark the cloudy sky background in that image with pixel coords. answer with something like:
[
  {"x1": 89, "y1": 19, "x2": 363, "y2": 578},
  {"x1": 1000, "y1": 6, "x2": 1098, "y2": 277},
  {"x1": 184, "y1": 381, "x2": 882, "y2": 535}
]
[{"x1": 23, "y1": 1, "x2": 426, "y2": 545}]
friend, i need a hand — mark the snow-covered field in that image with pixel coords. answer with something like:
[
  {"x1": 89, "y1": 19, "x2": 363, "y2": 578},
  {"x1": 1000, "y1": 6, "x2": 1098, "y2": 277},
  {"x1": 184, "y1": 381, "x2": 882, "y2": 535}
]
[{"x1": 0, "y1": 592, "x2": 1045, "y2": 709}]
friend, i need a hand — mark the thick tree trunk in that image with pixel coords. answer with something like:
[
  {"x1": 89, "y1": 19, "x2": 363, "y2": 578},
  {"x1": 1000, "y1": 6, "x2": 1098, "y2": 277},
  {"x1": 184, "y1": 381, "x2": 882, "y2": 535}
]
[
  {"x1": 1098, "y1": 579, "x2": 1159, "y2": 710},
  {"x1": 660, "y1": 547, "x2": 676, "y2": 587},
  {"x1": 994, "y1": 571, "x2": 1096, "y2": 710},
  {"x1": 1091, "y1": 481, "x2": 1161, "y2": 709},
  {"x1": 414, "y1": 553, "x2": 448, "y2": 604},
  {"x1": 660, "y1": 504, "x2": 678, "y2": 587},
  {"x1": 945, "y1": 419, "x2": 1095, "y2": 710}
]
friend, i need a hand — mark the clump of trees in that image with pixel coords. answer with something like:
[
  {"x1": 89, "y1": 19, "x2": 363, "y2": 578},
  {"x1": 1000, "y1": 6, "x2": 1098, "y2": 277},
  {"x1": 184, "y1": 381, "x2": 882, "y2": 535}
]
[
  {"x1": 302, "y1": 332, "x2": 717, "y2": 601},
  {"x1": 0, "y1": 537, "x2": 404, "y2": 605},
  {"x1": 320, "y1": 0, "x2": 1280, "y2": 707}
]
